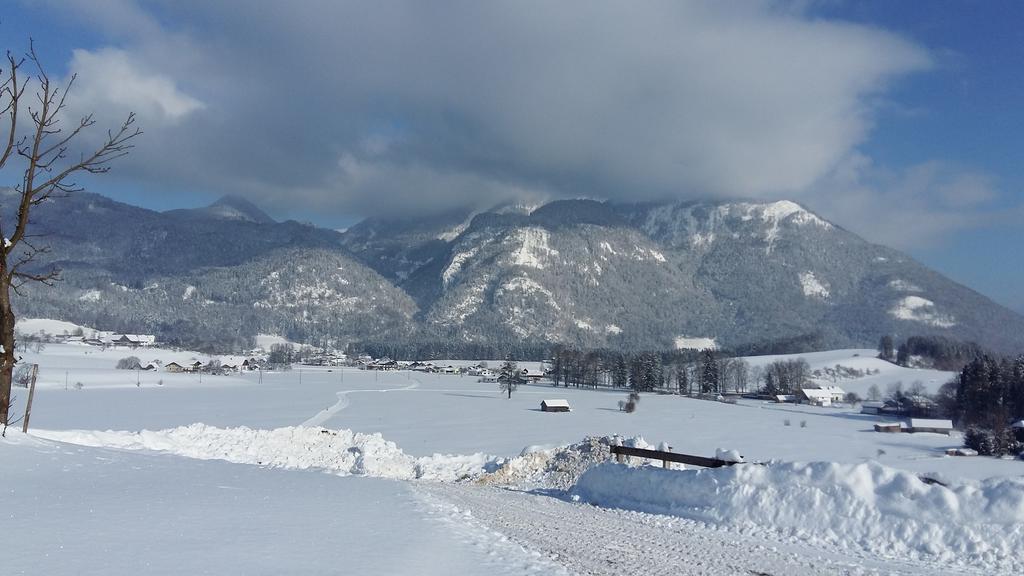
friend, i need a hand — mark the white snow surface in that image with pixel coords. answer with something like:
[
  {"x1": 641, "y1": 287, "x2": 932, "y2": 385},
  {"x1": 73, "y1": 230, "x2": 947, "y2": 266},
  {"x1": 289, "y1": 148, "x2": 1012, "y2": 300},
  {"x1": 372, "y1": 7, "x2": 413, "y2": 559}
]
[
  {"x1": 890, "y1": 296, "x2": 956, "y2": 328},
  {"x1": 443, "y1": 244, "x2": 480, "y2": 285},
  {"x1": 7, "y1": 340, "x2": 1024, "y2": 575},
  {"x1": 35, "y1": 424, "x2": 493, "y2": 482},
  {"x1": 889, "y1": 279, "x2": 923, "y2": 292},
  {"x1": 254, "y1": 333, "x2": 296, "y2": 350},
  {"x1": 15, "y1": 318, "x2": 94, "y2": 336},
  {"x1": 574, "y1": 461, "x2": 1024, "y2": 573},
  {"x1": 674, "y1": 336, "x2": 717, "y2": 350},
  {"x1": 799, "y1": 271, "x2": 830, "y2": 299},
  {"x1": 510, "y1": 227, "x2": 558, "y2": 268},
  {"x1": 2, "y1": 433, "x2": 555, "y2": 576}
]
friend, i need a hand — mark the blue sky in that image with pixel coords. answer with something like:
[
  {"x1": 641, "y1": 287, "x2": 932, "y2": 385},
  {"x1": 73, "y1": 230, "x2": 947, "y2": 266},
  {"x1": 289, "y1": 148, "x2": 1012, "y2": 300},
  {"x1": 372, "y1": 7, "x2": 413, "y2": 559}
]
[{"x1": 2, "y1": 1, "x2": 1022, "y2": 312}]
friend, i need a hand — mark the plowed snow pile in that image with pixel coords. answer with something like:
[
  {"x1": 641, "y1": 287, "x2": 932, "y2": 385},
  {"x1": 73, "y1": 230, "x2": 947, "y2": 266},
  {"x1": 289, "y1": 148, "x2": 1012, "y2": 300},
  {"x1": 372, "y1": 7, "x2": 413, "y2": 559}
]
[
  {"x1": 573, "y1": 460, "x2": 1024, "y2": 573},
  {"x1": 479, "y1": 435, "x2": 654, "y2": 489},
  {"x1": 35, "y1": 424, "x2": 494, "y2": 482}
]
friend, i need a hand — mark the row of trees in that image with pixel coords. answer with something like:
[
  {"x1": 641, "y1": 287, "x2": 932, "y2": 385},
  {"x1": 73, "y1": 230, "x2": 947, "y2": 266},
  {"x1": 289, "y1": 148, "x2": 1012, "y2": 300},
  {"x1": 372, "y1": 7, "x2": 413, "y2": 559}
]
[
  {"x1": 546, "y1": 346, "x2": 801, "y2": 396},
  {"x1": 878, "y1": 334, "x2": 986, "y2": 371}
]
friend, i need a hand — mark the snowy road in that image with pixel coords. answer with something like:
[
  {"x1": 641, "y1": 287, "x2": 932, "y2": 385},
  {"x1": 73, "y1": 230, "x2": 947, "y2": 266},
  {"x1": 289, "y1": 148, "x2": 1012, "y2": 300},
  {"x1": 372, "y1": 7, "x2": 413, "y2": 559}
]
[{"x1": 416, "y1": 483, "x2": 990, "y2": 576}]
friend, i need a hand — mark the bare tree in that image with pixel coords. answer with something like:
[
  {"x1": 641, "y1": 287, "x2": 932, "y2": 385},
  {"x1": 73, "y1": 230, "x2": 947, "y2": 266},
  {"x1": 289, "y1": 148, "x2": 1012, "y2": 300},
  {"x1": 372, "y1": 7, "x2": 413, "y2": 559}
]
[{"x1": 0, "y1": 41, "x2": 140, "y2": 425}]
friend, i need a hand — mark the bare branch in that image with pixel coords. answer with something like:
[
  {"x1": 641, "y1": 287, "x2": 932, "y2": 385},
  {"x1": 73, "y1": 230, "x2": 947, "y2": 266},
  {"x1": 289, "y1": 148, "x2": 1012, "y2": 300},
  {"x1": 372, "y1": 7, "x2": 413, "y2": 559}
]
[{"x1": 0, "y1": 50, "x2": 25, "y2": 170}]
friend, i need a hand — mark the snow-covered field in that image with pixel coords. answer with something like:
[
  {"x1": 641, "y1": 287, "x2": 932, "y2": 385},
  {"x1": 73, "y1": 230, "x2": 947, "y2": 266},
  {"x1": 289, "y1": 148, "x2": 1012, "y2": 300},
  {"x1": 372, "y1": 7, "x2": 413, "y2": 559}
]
[{"x1": 4, "y1": 342, "x2": 1023, "y2": 575}]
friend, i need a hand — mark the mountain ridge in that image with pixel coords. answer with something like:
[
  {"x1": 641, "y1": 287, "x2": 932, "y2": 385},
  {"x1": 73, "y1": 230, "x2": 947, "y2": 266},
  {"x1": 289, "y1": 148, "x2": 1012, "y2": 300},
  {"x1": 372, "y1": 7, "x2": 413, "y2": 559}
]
[{"x1": 6, "y1": 189, "x2": 1022, "y2": 354}]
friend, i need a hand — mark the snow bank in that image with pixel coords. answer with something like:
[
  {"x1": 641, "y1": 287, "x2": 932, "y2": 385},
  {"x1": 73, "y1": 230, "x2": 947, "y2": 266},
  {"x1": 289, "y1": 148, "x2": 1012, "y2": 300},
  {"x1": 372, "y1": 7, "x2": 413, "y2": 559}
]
[
  {"x1": 480, "y1": 435, "x2": 651, "y2": 489},
  {"x1": 35, "y1": 424, "x2": 495, "y2": 482},
  {"x1": 573, "y1": 460, "x2": 1024, "y2": 572}
]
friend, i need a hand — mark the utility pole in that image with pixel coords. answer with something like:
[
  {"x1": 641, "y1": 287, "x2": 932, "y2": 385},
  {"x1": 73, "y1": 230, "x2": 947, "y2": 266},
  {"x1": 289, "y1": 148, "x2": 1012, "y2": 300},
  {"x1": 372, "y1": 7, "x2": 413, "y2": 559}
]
[{"x1": 22, "y1": 364, "x2": 38, "y2": 433}]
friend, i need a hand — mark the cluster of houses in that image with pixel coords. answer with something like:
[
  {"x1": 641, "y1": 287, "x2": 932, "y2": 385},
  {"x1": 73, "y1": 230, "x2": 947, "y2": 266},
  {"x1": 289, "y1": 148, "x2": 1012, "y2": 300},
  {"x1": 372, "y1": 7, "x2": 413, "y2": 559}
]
[
  {"x1": 162, "y1": 360, "x2": 241, "y2": 375},
  {"x1": 299, "y1": 352, "x2": 348, "y2": 367},
  {"x1": 131, "y1": 355, "x2": 278, "y2": 376},
  {"x1": 359, "y1": 358, "x2": 547, "y2": 383},
  {"x1": 768, "y1": 382, "x2": 957, "y2": 436},
  {"x1": 59, "y1": 332, "x2": 158, "y2": 348}
]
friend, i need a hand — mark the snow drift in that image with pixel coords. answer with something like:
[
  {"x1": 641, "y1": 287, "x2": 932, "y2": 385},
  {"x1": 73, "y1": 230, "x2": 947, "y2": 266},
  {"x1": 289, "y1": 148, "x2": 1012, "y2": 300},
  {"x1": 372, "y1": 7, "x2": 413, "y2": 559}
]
[
  {"x1": 573, "y1": 460, "x2": 1024, "y2": 572},
  {"x1": 35, "y1": 424, "x2": 495, "y2": 482}
]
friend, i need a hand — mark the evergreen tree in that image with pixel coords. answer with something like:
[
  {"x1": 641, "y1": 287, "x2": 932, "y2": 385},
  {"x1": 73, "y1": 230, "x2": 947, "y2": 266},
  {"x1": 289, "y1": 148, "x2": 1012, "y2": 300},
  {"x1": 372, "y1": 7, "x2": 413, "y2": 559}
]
[
  {"x1": 628, "y1": 356, "x2": 644, "y2": 392},
  {"x1": 878, "y1": 335, "x2": 894, "y2": 362},
  {"x1": 896, "y1": 343, "x2": 909, "y2": 366},
  {"x1": 674, "y1": 363, "x2": 689, "y2": 395},
  {"x1": 612, "y1": 355, "x2": 629, "y2": 388},
  {"x1": 498, "y1": 355, "x2": 521, "y2": 399},
  {"x1": 700, "y1": 349, "x2": 719, "y2": 393}
]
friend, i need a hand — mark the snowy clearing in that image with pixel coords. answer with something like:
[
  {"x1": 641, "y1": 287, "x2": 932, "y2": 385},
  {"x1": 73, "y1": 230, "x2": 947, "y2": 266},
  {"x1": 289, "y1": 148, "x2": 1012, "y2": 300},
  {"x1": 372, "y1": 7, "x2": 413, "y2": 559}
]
[{"x1": 4, "y1": 342, "x2": 1023, "y2": 574}]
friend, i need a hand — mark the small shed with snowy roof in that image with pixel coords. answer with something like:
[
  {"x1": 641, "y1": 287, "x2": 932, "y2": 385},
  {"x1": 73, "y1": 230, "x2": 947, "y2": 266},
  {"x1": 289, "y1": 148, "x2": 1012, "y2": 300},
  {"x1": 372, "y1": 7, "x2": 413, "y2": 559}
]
[
  {"x1": 907, "y1": 418, "x2": 954, "y2": 435},
  {"x1": 541, "y1": 399, "x2": 571, "y2": 412},
  {"x1": 873, "y1": 422, "x2": 904, "y2": 433}
]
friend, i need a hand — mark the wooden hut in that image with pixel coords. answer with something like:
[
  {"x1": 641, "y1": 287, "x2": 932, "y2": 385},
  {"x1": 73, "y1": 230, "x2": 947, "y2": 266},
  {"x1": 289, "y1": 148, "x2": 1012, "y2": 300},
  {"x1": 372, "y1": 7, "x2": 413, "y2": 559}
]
[{"x1": 541, "y1": 399, "x2": 571, "y2": 412}]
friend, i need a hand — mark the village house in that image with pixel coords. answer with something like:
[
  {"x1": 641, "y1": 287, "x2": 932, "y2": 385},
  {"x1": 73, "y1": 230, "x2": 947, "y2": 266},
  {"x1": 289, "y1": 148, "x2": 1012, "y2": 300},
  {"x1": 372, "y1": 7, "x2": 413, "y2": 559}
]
[
  {"x1": 108, "y1": 334, "x2": 157, "y2": 348},
  {"x1": 799, "y1": 388, "x2": 835, "y2": 407},
  {"x1": 521, "y1": 368, "x2": 545, "y2": 383},
  {"x1": 164, "y1": 362, "x2": 185, "y2": 373}
]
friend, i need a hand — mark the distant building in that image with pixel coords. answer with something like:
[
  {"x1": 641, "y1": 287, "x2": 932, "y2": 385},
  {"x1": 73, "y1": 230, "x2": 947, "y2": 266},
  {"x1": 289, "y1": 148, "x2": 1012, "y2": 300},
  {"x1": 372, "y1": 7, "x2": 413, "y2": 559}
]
[
  {"x1": 108, "y1": 334, "x2": 157, "y2": 347},
  {"x1": 906, "y1": 418, "x2": 954, "y2": 435},
  {"x1": 164, "y1": 362, "x2": 185, "y2": 373},
  {"x1": 873, "y1": 422, "x2": 904, "y2": 433},
  {"x1": 860, "y1": 401, "x2": 886, "y2": 415},
  {"x1": 799, "y1": 388, "x2": 834, "y2": 407},
  {"x1": 541, "y1": 399, "x2": 571, "y2": 412},
  {"x1": 521, "y1": 368, "x2": 545, "y2": 383}
]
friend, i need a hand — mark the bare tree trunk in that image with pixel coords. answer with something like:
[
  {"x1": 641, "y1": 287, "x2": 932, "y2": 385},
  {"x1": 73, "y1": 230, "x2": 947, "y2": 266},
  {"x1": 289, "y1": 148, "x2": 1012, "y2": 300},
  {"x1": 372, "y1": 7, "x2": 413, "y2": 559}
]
[
  {"x1": 0, "y1": 284, "x2": 14, "y2": 425},
  {"x1": 0, "y1": 41, "x2": 139, "y2": 423}
]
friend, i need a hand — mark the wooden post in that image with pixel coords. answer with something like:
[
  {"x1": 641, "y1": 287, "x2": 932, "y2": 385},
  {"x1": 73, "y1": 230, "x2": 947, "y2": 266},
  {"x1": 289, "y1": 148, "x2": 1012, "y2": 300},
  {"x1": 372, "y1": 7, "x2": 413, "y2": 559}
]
[
  {"x1": 21, "y1": 364, "x2": 38, "y2": 433},
  {"x1": 663, "y1": 446, "x2": 673, "y2": 469}
]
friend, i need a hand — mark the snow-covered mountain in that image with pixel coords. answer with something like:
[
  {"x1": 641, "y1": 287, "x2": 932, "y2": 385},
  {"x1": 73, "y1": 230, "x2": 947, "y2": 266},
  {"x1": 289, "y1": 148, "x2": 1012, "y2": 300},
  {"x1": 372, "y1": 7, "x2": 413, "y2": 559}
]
[
  {"x1": 343, "y1": 198, "x2": 1024, "y2": 353},
  {"x1": 9, "y1": 189, "x2": 1023, "y2": 353}
]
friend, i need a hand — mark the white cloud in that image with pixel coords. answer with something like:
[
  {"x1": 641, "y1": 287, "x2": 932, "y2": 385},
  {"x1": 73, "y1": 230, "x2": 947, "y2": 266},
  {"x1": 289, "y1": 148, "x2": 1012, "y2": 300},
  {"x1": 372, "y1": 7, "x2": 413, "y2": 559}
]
[
  {"x1": 37, "y1": 1, "x2": 933, "y2": 220},
  {"x1": 808, "y1": 155, "x2": 1020, "y2": 249},
  {"x1": 67, "y1": 48, "x2": 203, "y2": 125}
]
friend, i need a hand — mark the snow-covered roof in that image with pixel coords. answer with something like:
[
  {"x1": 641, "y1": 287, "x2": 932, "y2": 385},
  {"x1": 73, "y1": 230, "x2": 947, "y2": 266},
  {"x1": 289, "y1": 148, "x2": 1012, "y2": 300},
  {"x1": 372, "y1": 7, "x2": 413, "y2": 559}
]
[
  {"x1": 800, "y1": 388, "x2": 833, "y2": 400},
  {"x1": 541, "y1": 399, "x2": 570, "y2": 408},
  {"x1": 521, "y1": 369, "x2": 545, "y2": 377},
  {"x1": 908, "y1": 418, "x2": 953, "y2": 429},
  {"x1": 862, "y1": 401, "x2": 886, "y2": 408}
]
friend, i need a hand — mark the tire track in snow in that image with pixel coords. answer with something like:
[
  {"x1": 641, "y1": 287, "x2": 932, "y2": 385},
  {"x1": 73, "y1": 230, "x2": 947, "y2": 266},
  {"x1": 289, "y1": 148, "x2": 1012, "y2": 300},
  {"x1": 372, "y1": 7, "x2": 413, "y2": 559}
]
[
  {"x1": 301, "y1": 379, "x2": 421, "y2": 427},
  {"x1": 415, "y1": 483, "x2": 989, "y2": 576}
]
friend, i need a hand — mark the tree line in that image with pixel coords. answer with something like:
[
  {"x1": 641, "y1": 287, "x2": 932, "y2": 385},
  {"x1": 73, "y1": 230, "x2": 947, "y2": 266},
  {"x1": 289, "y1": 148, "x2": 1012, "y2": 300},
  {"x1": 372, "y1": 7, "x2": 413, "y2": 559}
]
[
  {"x1": 546, "y1": 346, "x2": 803, "y2": 396},
  {"x1": 939, "y1": 354, "x2": 1024, "y2": 456}
]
